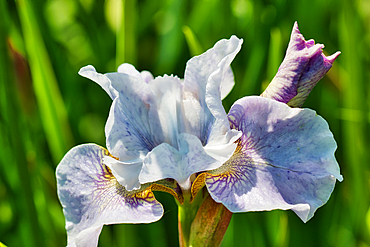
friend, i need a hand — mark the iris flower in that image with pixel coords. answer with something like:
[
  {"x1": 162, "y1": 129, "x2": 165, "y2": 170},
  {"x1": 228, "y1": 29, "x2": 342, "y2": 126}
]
[{"x1": 56, "y1": 22, "x2": 342, "y2": 247}]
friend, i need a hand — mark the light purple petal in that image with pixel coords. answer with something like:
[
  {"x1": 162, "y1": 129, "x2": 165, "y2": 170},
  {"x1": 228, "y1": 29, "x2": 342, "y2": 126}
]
[
  {"x1": 139, "y1": 133, "x2": 222, "y2": 190},
  {"x1": 105, "y1": 73, "x2": 187, "y2": 161},
  {"x1": 104, "y1": 73, "x2": 201, "y2": 192},
  {"x1": 182, "y1": 36, "x2": 243, "y2": 144},
  {"x1": 104, "y1": 73, "x2": 159, "y2": 160},
  {"x1": 56, "y1": 144, "x2": 163, "y2": 247},
  {"x1": 207, "y1": 96, "x2": 342, "y2": 222},
  {"x1": 103, "y1": 75, "x2": 186, "y2": 191},
  {"x1": 261, "y1": 22, "x2": 340, "y2": 107}
]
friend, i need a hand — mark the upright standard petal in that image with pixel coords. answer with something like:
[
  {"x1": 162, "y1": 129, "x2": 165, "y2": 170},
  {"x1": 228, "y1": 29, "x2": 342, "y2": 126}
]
[
  {"x1": 78, "y1": 66, "x2": 118, "y2": 100},
  {"x1": 205, "y1": 96, "x2": 342, "y2": 222},
  {"x1": 182, "y1": 35, "x2": 243, "y2": 144},
  {"x1": 104, "y1": 73, "x2": 159, "y2": 159},
  {"x1": 103, "y1": 74, "x2": 185, "y2": 190},
  {"x1": 56, "y1": 144, "x2": 163, "y2": 247},
  {"x1": 220, "y1": 66, "x2": 236, "y2": 100},
  {"x1": 136, "y1": 37, "x2": 244, "y2": 190},
  {"x1": 261, "y1": 22, "x2": 340, "y2": 107},
  {"x1": 79, "y1": 64, "x2": 154, "y2": 101}
]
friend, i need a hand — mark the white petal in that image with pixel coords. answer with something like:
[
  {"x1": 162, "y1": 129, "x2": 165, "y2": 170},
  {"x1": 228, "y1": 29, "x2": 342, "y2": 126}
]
[
  {"x1": 117, "y1": 63, "x2": 142, "y2": 77},
  {"x1": 204, "y1": 128, "x2": 242, "y2": 163},
  {"x1": 147, "y1": 75, "x2": 184, "y2": 147},
  {"x1": 117, "y1": 63, "x2": 154, "y2": 83},
  {"x1": 205, "y1": 36, "x2": 243, "y2": 142},
  {"x1": 140, "y1": 70, "x2": 154, "y2": 83},
  {"x1": 103, "y1": 156, "x2": 143, "y2": 191},
  {"x1": 139, "y1": 133, "x2": 222, "y2": 190},
  {"x1": 78, "y1": 65, "x2": 118, "y2": 100},
  {"x1": 220, "y1": 66, "x2": 235, "y2": 100},
  {"x1": 183, "y1": 35, "x2": 243, "y2": 144}
]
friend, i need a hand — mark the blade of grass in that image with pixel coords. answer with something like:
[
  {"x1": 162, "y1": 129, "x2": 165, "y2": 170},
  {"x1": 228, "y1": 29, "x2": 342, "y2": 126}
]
[
  {"x1": 240, "y1": 41, "x2": 267, "y2": 96},
  {"x1": 156, "y1": 0, "x2": 184, "y2": 74},
  {"x1": 121, "y1": 0, "x2": 137, "y2": 66},
  {"x1": 338, "y1": 1, "x2": 369, "y2": 245},
  {"x1": 265, "y1": 27, "x2": 282, "y2": 85},
  {"x1": 16, "y1": 0, "x2": 73, "y2": 164},
  {"x1": 182, "y1": 25, "x2": 203, "y2": 56},
  {"x1": 0, "y1": 3, "x2": 44, "y2": 246},
  {"x1": 105, "y1": 0, "x2": 137, "y2": 67}
]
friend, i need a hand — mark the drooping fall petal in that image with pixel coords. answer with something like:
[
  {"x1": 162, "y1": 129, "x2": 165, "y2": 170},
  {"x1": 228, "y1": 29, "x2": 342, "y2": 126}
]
[
  {"x1": 56, "y1": 144, "x2": 163, "y2": 246},
  {"x1": 206, "y1": 96, "x2": 342, "y2": 222}
]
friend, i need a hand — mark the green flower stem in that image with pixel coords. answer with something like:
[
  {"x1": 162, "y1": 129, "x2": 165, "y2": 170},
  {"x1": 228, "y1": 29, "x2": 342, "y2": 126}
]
[
  {"x1": 177, "y1": 190, "x2": 204, "y2": 247},
  {"x1": 177, "y1": 189, "x2": 233, "y2": 247},
  {"x1": 189, "y1": 194, "x2": 232, "y2": 247}
]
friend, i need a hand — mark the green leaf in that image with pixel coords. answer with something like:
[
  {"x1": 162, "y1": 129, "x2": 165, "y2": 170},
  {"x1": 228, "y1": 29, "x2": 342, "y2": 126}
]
[
  {"x1": 16, "y1": 0, "x2": 73, "y2": 163},
  {"x1": 182, "y1": 25, "x2": 203, "y2": 56}
]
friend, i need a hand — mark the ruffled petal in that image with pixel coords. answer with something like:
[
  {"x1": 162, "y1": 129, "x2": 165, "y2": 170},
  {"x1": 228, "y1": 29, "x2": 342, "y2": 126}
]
[
  {"x1": 56, "y1": 144, "x2": 163, "y2": 247},
  {"x1": 140, "y1": 71, "x2": 155, "y2": 83},
  {"x1": 183, "y1": 36, "x2": 243, "y2": 144},
  {"x1": 117, "y1": 63, "x2": 142, "y2": 78},
  {"x1": 261, "y1": 22, "x2": 340, "y2": 107},
  {"x1": 207, "y1": 96, "x2": 342, "y2": 222},
  {"x1": 105, "y1": 73, "x2": 187, "y2": 161},
  {"x1": 79, "y1": 65, "x2": 118, "y2": 100},
  {"x1": 139, "y1": 133, "x2": 222, "y2": 190},
  {"x1": 117, "y1": 63, "x2": 154, "y2": 83},
  {"x1": 79, "y1": 64, "x2": 154, "y2": 101}
]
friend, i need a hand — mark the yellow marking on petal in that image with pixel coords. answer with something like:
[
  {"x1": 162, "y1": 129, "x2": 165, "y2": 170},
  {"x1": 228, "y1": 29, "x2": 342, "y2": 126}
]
[
  {"x1": 94, "y1": 156, "x2": 157, "y2": 207},
  {"x1": 99, "y1": 148, "x2": 184, "y2": 205},
  {"x1": 190, "y1": 173, "x2": 208, "y2": 203},
  {"x1": 107, "y1": 151, "x2": 119, "y2": 160},
  {"x1": 133, "y1": 188, "x2": 156, "y2": 202},
  {"x1": 151, "y1": 183, "x2": 184, "y2": 204},
  {"x1": 229, "y1": 115, "x2": 237, "y2": 128},
  {"x1": 234, "y1": 140, "x2": 244, "y2": 153}
]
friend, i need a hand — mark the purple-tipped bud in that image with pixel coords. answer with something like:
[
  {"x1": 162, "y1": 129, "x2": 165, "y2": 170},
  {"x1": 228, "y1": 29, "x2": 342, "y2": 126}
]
[{"x1": 261, "y1": 22, "x2": 340, "y2": 107}]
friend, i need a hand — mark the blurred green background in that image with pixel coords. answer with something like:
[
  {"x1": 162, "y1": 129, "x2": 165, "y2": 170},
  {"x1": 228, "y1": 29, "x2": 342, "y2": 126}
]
[{"x1": 0, "y1": 0, "x2": 369, "y2": 246}]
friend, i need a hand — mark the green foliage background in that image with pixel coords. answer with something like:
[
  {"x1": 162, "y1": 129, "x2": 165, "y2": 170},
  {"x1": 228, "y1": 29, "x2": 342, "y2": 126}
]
[{"x1": 0, "y1": 0, "x2": 369, "y2": 246}]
